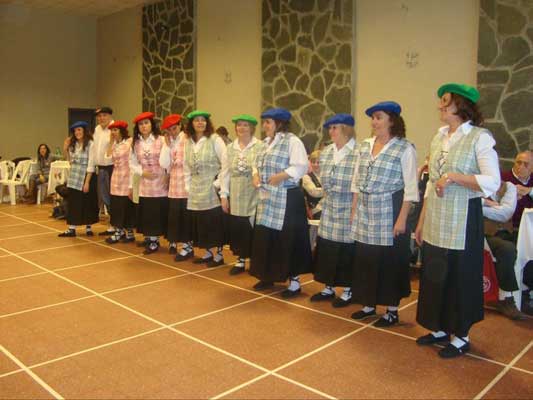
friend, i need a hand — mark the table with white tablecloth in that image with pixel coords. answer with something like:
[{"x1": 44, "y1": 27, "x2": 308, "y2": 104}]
[
  {"x1": 514, "y1": 208, "x2": 533, "y2": 310},
  {"x1": 47, "y1": 161, "x2": 70, "y2": 194}
]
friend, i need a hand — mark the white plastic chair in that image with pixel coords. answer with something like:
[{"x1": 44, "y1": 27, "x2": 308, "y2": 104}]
[
  {"x1": 0, "y1": 160, "x2": 32, "y2": 205},
  {"x1": 0, "y1": 160, "x2": 15, "y2": 203}
]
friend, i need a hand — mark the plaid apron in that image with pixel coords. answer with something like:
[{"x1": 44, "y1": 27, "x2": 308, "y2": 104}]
[
  {"x1": 423, "y1": 127, "x2": 484, "y2": 250},
  {"x1": 186, "y1": 135, "x2": 221, "y2": 210},
  {"x1": 318, "y1": 143, "x2": 358, "y2": 243},
  {"x1": 110, "y1": 138, "x2": 132, "y2": 196},
  {"x1": 351, "y1": 137, "x2": 411, "y2": 246},
  {"x1": 67, "y1": 141, "x2": 92, "y2": 191},
  {"x1": 255, "y1": 133, "x2": 297, "y2": 231},
  {"x1": 168, "y1": 136, "x2": 187, "y2": 199},
  {"x1": 227, "y1": 139, "x2": 266, "y2": 217},
  {"x1": 134, "y1": 136, "x2": 168, "y2": 198}
]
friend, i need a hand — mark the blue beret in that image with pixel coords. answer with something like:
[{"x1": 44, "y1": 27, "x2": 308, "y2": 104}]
[
  {"x1": 365, "y1": 101, "x2": 402, "y2": 117},
  {"x1": 260, "y1": 108, "x2": 292, "y2": 121},
  {"x1": 69, "y1": 121, "x2": 89, "y2": 131},
  {"x1": 323, "y1": 113, "x2": 355, "y2": 128}
]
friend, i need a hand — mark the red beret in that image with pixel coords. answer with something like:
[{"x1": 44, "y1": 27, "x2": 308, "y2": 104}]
[
  {"x1": 161, "y1": 114, "x2": 182, "y2": 130},
  {"x1": 108, "y1": 120, "x2": 128, "y2": 130},
  {"x1": 133, "y1": 111, "x2": 155, "y2": 124}
]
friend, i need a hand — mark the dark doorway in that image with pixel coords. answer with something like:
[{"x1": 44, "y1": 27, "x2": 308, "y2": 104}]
[{"x1": 68, "y1": 108, "x2": 95, "y2": 133}]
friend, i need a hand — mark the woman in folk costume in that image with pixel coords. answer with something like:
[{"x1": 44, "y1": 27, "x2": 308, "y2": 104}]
[
  {"x1": 58, "y1": 121, "x2": 99, "y2": 237},
  {"x1": 350, "y1": 101, "x2": 418, "y2": 326},
  {"x1": 311, "y1": 114, "x2": 358, "y2": 308},
  {"x1": 129, "y1": 112, "x2": 168, "y2": 254},
  {"x1": 415, "y1": 84, "x2": 500, "y2": 358},
  {"x1": 159, "y1": 114, "x2": 194, "y2": 260},
  {"x1": 184, "y1": 110, "x2": 228, "y2": 267},
  {"x1": 220, "y1": 114, "x2": 266, "y2": 275},
  {"x1": 104, "y1": 120, "x2": 135, "y2": 244},
  {"x1": 250, "y1": 108, "x2": 312, "y2": 297}
]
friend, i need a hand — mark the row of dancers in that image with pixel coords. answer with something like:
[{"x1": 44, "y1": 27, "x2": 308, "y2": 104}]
[{"x1": 58, "y1": 82, "x2": 500, "y2": 359}]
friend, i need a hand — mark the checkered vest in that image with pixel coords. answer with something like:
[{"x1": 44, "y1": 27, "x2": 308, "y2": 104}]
[
  {"x1": 168, "y1": 136, "x2": 187, "y2": 199},
  {"x1": 110, "y1": 139, "x2": 132, "y2": 196},
  {"x1": 423, "y1": 127, "x2": 484, "y2": 250},
  {"x1": 318, "y1": 143, "x2": 358, "y2": 243},
  {"x1": 351, "y1": 137, "x2": 411, "y2": 246},
  {"x1": 134, "y1": 136, "x2": 168, "y2": 198},
  {"x1": 186, "y1": 135, "x2": 221, "y2": 210},
  {"x1": 256, "y1": 133, "x2": 297, "y2": 231},
  {"x1": 227, "y1": 139, "x2": 266, "y2": 217},
  {"x1": 67, "y1": 141, "x2": 92, "y2": 191}
]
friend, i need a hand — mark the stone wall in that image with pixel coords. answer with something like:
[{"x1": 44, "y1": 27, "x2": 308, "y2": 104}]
[
  {"x1": 142, "y1": 0, "x2": 195, "y2": 118},
  {"x1": 478, "y1": 0, "x2": 533, "y2": 169},
  {"x1": 262, "y1": 0, "x2": 354, "y2": 149}
]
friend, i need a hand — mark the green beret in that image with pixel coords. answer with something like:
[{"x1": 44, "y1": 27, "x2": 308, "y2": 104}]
[
  {"x1": 437, "y1": 83, "x2": 480, "y2": 104},
  {"x1": 186, "y1": 110, "x2": 211, "y2": 119},
  {"x1": 231, "y1": 114, "x2": 258, "y2": 125}
]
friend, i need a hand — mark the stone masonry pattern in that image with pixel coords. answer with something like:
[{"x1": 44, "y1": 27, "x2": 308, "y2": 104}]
[
  {"x1": 262, "y1": 0, "x2": 354, "y2": 150},
  {"x1": 142, "y1": 0, "x2": 195, "y2": 119},
  {"x1": 478, "y1": 0, "x2": 533, "y2": 169}
]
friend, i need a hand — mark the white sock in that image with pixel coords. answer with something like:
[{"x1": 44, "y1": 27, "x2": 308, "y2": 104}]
[
  {"x1": 126, "y1": 229, "x2": 134, "y2": 238},
  {"x1": 340, "y1": 288, "x2": 352, "y2": 301},
  {"x1": 387, "y1": 306, "x2": 398, "y2": 312},
  {"x1": 321, "y1": 286, "x2": 335, "y2": 295},
  {"x1": 451, "y1": 336, "x2": 469, "y2": 348},
  {"x1": 202, "y1": 249, "x2": 213, "y2": 260},
  {"x1": 362, "y1": 306, "x2": 375, "y2": 313},
  {"x1": 68, "y1": 225, "x2": 76, "y2": 230},
  {"x1": 431, "y1": 330, "x2": 447, "y2": 338},
  {"x1": 86, "y1": 225, "x2": 92, "y2": 231},
  {"x1": 149, "y1": 236, "x2": 158, "y2": 242},
  {"x1": 169, "y1": 242, "x2": 177, "y2": 249},
  {"x1": 288, "y1": 276, "x2": 300, "y2": 291},
  {"x1": 107, "y1": 226, "x2": 116, "y2": 233},
  {"x1": 213, "y1": 247, "x2": 223, "y2": 262},
  {"x1": 499, "y1": 289, "x2": 512, "y2": 301},
  {"x1": 235, "y1": 258, "x2": 245, "y2": 268}
]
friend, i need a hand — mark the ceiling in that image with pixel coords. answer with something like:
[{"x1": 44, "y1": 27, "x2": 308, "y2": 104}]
[{"x1": 5, "y1": 0, "x2": 158, "y2": 17}]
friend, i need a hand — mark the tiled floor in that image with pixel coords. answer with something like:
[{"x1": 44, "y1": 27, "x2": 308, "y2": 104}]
[{"x1": 0, "y1": 203, "x2": 531, "y2": 399}]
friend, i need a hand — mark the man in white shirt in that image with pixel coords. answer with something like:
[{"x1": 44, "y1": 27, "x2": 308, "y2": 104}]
[
  {"x1": 483, "y1": 181, "x2": 525, "y2": 319},
  {"x1": 93, "y1": 107, "x2": 115, "y2": 235}
]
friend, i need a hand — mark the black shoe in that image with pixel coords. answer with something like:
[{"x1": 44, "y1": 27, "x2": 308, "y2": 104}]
[
  {"x1": 253, "y1": 281, "x2": 274, "y2": 291},
  {"x1": 416, "y1": 333, "x2": 451, "y2": 346},
  {"x1": 143, "y1": 241, "x2": 159, "y2": 255},
  {"x1": 374, "y1": 311, "x2": 399, "y2": 327},
  {"x1": 86, "y1": 230, "x2": 94, "y2": 237},
  {"x1": 168, "y1": 246, "x2": 177, "y2": 255},
  {"x1": 98, "y1": 230, "x2": 115, "y2": 236},
  {"x1": 332, "y1": 297, "x2": 352, "y2": 308},
  {"x1": 58, "y1": 229, "x2": 76, "y2": 237},
  {"x1": 120, "y1": 236, "x2": 135, "y2": 243},
  {"x1": 206, "y1": 258, "x2": 225, "y2": 268},
  {"x1": 193, "y1": 256, "x2": 213, "y2": 264},
  {"x1": 175, "y1": 250, "x2": 194, "y2": 262},
  {"x1": 438, "y1": 342, "x2": 470, "y2": 359},
  {"x1": 310, "y1": 292, "x2": 335, "y2": 302},
  {"x1": 229, "y1": 265, "x2": 245, "y2": 275},
  {"x1": 281, "y1": 287, "x2": 301, "y2": 298},
  {"x1": 105, "y1": 236, "x2": 120, "y2": 244},
  {"x1": 351, "y1": 309, "x2": 376, "y2": 320}
]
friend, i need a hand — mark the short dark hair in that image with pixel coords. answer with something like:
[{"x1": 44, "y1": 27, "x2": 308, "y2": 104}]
[
  {"x1": 185, "y1": 116, "x2": 215, "y2": 140},
  {"x1": 384, "y1": 112, "x2": 406, "y2": 138},
  {"x1": 215, "y1": 126, "x2": 229, "y2": 137},
  {"x1": 451, "y1": 93, "x2": 484, "y2": 126}
]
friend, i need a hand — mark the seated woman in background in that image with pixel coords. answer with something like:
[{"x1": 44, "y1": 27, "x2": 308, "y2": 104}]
[
  {"x1": 23, "y1": 143, "x2": 56, "y2": 204},
  {"x1": 302, "y1": 150, "x2": 324, "y2": 219}
]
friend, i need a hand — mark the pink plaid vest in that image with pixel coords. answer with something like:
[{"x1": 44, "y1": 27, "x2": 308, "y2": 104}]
[
  {"x1": 110, "y1": 138, "x2": 132, "y2": 196},
  {"x1": 134, "y1": 136, "x2": 168, "y2": 198},
  {"x1": 168, "y1": 136, "x2": 187, "y2": 199}
]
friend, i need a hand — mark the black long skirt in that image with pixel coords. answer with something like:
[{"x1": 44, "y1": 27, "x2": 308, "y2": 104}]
[
  {"x1": 66, "y1": 175, "x2": 98, "y2": 226},
  {"x1": 227, "y1": 214, "x2": 254, "y2": 259},
  {"x1": 250, "y1": 187, "x2": 312, "y2": 283},
  {"x1": 313, "y1": 237, "x2": 355, "y2": 287},
  {"x1": 416, "y1": 198, "x2": 484, "y2": 336},
  {"x1": 351, "y1": 190, "x2": 411, "y2": 306},
  {"x1": 166, "y1": 198, "x2": 192, "y2": 243},
  {"x1": 190, "y1": 206, "x2": 225, "y2": 249},
  {"x1": 137, "y1": 197, "x2": 168, "y2": 236},
  {"x1": 110, "y1": 195, "x2": 136, "y2": 229}
]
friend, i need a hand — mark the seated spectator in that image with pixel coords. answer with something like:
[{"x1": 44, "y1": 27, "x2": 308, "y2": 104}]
[
  {"x1": 23, "y1": 143, "x2": 55, "y2": 204},
  {"x1": 501, "y1": 151, "x2": 533, "y2": 231},
  {"x1": 483, "y1": 181, "x2": 525, "y2": 319},
  {"x1": 302, "y1": 150, "x2": 323, "y2": 219}
]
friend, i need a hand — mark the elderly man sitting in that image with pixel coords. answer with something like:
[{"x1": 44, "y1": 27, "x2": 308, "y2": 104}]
[{"x1": 483, "y1": 181, "x2": 525, "y2": 320}]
